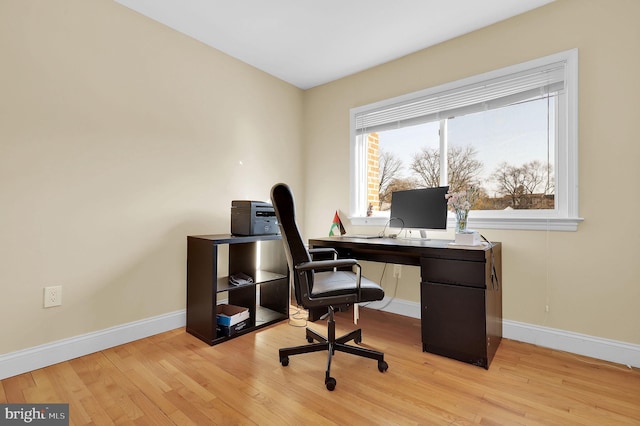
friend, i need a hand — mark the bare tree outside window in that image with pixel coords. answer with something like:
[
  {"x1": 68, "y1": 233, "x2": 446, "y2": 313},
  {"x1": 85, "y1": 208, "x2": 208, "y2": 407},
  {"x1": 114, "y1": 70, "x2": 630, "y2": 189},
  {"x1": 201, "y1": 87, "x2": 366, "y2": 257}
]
[
  {"x1": 410, "y1": 147, "x2": 440, "y2": 188},
  {"x1": 410, "y1": 145, "x2": 483, "y2": 193},
  {"x1": 378, "y1": 149, "x2": 403, "y2": 208},
  {"x1": 445, "y1": 146, "x2": 483, "y2": 193},
  {"x1": 373, "y1": 131, "x2": 554, "y2": 211},
  {"x1": 491, "y1": 161, "x2": 554, "y2": 209}
]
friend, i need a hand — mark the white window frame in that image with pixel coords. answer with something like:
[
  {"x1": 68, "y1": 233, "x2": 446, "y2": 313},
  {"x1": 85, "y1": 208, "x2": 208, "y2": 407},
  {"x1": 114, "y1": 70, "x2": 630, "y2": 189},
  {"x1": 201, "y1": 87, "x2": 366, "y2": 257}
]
[{"x1": 349, "y1": 49, "x2": 582, "y2": 231}]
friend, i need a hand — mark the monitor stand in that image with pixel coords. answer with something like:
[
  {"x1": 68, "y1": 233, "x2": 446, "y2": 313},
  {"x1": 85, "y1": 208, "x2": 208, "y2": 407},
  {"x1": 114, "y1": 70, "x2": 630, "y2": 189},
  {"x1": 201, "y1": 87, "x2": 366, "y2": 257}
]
[{"x1": 400, "y1": 229, "x2": 431, "y2": 240}]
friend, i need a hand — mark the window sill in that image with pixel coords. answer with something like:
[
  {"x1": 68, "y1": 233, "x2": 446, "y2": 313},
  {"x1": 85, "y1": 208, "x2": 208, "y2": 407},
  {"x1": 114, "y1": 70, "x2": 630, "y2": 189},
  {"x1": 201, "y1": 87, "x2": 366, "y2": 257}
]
[{"x1": 349, "y1": 216, "x2": 583, "y2": 231}]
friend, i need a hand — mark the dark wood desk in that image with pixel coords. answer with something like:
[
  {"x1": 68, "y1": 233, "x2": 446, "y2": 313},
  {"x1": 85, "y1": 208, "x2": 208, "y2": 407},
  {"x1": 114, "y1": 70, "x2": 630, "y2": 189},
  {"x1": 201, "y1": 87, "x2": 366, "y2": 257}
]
[{"x1": 309, "y1": 236, "x2": 502, "y2": 369}]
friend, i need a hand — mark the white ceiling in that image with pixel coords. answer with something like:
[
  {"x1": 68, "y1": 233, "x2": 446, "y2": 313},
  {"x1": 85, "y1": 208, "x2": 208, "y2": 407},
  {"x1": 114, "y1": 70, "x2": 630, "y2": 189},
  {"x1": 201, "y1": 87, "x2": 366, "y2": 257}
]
[{"x1": 114, "y1": 0, "x2": 554, "y2": 89}]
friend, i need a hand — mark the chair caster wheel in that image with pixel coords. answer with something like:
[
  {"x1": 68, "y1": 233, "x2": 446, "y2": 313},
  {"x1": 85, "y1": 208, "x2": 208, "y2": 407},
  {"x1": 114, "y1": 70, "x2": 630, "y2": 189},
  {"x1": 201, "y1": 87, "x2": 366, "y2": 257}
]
[
  {"x1": 307, "y1": 337, "x2": 314, "y2": 343},
  {"x1": 280, "y1": 357, "x2": 289, "y2": 367},
  {"x1": 354, "y1": 336, "x2": 362, "y2": 344},
  {"x1": 325, "y1": 377, "x2": 336, "y2": 391},
  {"x1": 378, "y1": 360, "x2": 388, "y2": 372}
]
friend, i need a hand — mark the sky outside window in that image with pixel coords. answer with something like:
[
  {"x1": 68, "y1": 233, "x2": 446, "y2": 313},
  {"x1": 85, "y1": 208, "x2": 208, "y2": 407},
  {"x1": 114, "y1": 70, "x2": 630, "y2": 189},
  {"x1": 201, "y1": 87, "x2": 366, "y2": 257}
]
[{"x1": 378, "y1": 98, "x2": 555, "y2": 200}]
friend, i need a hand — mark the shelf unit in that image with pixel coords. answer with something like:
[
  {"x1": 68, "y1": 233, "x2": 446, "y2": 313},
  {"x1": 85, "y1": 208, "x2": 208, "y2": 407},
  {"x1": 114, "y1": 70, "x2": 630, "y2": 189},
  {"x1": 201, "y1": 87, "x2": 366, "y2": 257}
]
[{"x1": 186, "y1": 234, "x2": 289, "y2": 345}]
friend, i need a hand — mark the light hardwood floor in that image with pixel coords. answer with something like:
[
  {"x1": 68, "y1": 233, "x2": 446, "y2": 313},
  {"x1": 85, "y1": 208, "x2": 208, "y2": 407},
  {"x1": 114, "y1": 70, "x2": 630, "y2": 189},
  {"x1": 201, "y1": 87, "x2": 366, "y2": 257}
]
[{"x1": 2, "y1": 308, "x2": 639, "y2": 425}]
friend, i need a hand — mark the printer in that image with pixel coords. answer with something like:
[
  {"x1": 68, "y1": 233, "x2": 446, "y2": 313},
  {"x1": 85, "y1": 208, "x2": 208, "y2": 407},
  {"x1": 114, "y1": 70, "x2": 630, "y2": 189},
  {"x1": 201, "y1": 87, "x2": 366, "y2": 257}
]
[{"x1": 231, "y1": 200, "x2": 280, "y2": 236}]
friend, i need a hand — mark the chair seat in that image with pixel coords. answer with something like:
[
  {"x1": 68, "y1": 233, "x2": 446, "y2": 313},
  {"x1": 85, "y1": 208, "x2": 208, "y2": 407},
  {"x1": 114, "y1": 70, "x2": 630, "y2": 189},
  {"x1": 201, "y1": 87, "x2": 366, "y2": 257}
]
[{"x1": 312, "y1": 270, "x2": 384, "y2": 302}]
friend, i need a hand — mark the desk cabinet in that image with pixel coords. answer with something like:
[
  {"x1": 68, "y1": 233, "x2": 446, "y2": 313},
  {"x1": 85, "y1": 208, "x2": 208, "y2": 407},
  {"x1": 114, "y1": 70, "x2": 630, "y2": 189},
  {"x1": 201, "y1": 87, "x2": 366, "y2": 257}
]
[
  {"x1": 420, "y1": 245, "x2": 502, "y2": 368},
  {"x1": 186, "y1": 234, "x2": 289, "y2": 345}
]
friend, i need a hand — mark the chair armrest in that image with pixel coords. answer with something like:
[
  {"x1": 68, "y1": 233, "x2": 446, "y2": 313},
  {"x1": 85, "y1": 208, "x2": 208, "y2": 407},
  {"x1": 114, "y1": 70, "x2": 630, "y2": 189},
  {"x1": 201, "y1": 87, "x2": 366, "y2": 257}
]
[
  {"x1": 308, "y1": 248, "x2": 338, "y2": 259},
  {"x1": 295, "y1": 258, "x2": 357, "y2": 271}
]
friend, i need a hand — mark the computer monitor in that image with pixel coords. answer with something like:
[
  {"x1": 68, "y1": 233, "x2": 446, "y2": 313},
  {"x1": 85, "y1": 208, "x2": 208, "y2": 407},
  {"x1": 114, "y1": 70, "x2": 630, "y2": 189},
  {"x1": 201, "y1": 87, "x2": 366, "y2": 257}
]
[{"x1": 390, "y1": 186, "x2": 449, "y2": 235}]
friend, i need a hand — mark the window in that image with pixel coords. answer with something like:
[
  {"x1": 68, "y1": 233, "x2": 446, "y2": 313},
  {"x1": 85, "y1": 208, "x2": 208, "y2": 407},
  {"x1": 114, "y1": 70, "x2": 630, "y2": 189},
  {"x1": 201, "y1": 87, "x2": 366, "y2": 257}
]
[{"x1": 350, "y1": 49, "x2": 581, "y2": 231}]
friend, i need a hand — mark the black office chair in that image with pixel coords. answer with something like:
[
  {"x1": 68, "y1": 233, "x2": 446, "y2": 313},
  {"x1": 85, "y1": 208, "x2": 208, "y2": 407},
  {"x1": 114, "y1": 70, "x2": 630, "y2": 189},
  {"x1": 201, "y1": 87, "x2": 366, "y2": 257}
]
[{"x1": 270, "y1": 183, "x2": 388, "y2": 391}]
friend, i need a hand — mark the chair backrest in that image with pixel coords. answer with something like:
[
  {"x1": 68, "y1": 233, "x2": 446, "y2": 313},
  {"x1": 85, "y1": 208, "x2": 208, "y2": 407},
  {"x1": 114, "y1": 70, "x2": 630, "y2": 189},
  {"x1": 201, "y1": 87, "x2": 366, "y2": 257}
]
[{"x1": 270, "y1": 183, "x2": 312, "y2": 306}]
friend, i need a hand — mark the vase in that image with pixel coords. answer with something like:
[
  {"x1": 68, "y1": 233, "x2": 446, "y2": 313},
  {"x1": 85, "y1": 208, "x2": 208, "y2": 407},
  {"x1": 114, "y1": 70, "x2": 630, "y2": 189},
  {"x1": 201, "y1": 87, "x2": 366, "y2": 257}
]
[{"x1": 455, "y1": 209, "x2": 469, "y2": 233}]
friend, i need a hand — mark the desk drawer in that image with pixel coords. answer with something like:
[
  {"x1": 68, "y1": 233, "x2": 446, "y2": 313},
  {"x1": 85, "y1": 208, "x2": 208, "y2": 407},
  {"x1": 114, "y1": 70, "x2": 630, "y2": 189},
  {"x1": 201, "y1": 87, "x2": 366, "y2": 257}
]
[{"x1": 421, "y1": 257, "x2": 485, "y2": 288}]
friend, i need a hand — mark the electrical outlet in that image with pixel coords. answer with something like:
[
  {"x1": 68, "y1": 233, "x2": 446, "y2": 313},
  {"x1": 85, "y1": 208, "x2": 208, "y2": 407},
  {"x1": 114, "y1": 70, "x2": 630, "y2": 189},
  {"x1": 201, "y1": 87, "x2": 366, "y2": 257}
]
[
  {"x1": 393, "y1": 264, "x2": 402, "y2": 279},
  {"x1": 44, "y1": 286, "x2": 62, "y2": 308}
]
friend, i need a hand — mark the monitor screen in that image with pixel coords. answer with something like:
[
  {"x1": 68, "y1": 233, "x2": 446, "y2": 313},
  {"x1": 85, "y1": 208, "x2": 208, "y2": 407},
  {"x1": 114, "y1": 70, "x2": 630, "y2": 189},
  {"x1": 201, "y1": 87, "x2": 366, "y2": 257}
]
[{"x1": 390, "y1": 186, "x2": 449, "y2": 230}]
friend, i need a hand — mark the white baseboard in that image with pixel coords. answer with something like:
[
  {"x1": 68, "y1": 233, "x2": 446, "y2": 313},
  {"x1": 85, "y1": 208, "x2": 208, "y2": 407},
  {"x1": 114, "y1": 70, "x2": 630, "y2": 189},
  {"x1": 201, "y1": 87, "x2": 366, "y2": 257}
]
[
  {"x1": 503, "y1": 319, "x2": 640, "y2": 369},
  {"x1": 366, "y1": 298, "x2": 639, "y2": 369},
  {"x1": 362, "y1": 296, "x2": 422, "y2": 319},
  {"x1": 0, "y1": 310, "x2": 186, "y2": 380},
  {"x1": 3, "y1": 301, "x2": 638, "y2": 380}
]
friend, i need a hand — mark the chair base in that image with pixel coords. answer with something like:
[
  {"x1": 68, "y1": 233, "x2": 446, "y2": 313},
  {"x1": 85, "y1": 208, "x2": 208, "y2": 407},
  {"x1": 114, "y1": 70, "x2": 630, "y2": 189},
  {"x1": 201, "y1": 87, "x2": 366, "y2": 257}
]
[{"x1": 279, "y1": 307, "x2": 388, "y2": 391}]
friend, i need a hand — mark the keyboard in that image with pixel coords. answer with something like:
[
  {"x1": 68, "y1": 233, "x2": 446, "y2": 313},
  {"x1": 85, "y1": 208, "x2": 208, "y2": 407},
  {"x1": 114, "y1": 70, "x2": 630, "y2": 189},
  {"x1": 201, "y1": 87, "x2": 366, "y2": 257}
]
[{"x1": 344, "y1": 234, "x2": 381, "y2": 239}]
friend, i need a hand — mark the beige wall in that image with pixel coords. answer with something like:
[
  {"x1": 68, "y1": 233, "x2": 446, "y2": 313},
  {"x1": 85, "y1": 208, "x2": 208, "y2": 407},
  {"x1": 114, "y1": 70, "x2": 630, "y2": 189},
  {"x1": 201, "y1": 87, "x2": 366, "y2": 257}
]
[
  {"x1": 303, "y1": 0, "x2": 640, "y2": 344},
  {"x1": 0, "y1": 0, "x2": 303, "y2": 353},
  {"x1": 2, "y1": 0, "x2": 639, "y2": 358}
]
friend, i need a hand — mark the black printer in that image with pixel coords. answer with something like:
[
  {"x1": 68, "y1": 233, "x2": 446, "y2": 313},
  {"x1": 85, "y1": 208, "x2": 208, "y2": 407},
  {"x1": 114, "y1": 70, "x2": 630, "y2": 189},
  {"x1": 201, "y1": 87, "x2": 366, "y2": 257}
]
[{"x1": 231, "y1": 200, "x2": 280, "y2": 236}]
